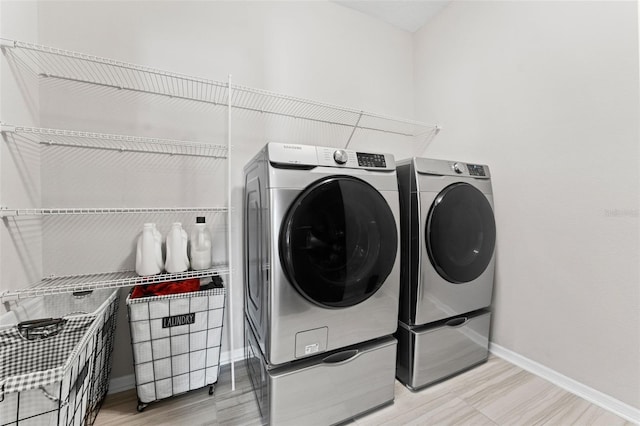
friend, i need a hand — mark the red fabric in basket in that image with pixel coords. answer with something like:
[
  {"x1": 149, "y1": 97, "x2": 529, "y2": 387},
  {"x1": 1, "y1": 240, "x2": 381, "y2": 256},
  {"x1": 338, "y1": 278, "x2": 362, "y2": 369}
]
[{"x1": 131, "y1": 278, "x2": 201, "y2": 299}]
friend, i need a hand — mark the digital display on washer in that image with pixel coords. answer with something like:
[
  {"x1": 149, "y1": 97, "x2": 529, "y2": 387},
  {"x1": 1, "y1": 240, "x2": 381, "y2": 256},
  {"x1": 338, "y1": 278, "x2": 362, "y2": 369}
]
[
  {"x1": 467, "y1": 164, "x2": 486, "y2": 176},
  {"x1": 357, "y1": 152, "x2": 387, "y2": 168}
]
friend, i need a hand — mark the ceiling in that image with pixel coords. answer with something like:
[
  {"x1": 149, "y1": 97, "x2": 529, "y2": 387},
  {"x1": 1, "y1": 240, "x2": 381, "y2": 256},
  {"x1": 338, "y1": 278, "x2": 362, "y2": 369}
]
[{"x1": 334, "y1": 1, "x2": 451, "y2": 33}]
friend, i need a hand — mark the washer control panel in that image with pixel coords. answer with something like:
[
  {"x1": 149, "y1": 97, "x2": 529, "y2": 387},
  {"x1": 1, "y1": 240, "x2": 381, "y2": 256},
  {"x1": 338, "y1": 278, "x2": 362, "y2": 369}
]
[
  {"x1": 268, "y1": 143, "x2": 394, "y2": 170},
  {"x1": 316, "y1": 146, "x2": 394, "y2": 170},
  {"x1": 356, "y1": 152, "x2": 387, "y2": 168}
]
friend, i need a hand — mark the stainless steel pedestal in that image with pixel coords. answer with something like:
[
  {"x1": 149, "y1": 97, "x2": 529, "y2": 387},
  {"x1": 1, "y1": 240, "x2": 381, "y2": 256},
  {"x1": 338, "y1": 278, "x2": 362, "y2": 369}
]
[
  {"x1": 396, "y1": 310, "x2": 491, "y2": 390},
  {"x1": 246, "y1": 318, "x2": 397, "y2": 425}
]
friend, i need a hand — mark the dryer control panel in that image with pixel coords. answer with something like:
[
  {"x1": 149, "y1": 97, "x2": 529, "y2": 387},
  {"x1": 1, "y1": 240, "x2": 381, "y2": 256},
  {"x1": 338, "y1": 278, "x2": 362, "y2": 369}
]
[{"x1": 412, "y1": 157, "x2": 491, "y2": 178}]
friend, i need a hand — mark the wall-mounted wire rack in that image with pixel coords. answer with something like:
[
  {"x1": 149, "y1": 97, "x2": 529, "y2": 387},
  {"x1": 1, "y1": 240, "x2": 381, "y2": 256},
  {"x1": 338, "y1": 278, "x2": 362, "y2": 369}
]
[
  {"x1": 0, "y1": 204, "x2": 229, "y2": 305},
  {"x1": 1, "y1": 125, "x2": 229, "y2": 158},
  {"x1": 0, "y1": 39, "x2": 229, "y2": 106},
  {"x1": 0, "y1": 266, "x2": 229, "y2": 302},
  {"x1": 0, "y1": 38, "x2": 439, "y2": 147},
  {"x1": 229, "y1": 84, "x2": 438, "y2": 145}
]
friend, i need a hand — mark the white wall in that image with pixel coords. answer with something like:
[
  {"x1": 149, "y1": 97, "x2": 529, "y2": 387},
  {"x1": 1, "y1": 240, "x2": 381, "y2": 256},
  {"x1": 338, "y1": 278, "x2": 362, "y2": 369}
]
[
  {"x1": 0, "y1": 1, "x2": 42, "y2": 294},
  {"x1": 413, "y1": 0, "x2": 640, "y2": 409},
  {"x1": 30, "y1": 1, "x2": 416, "y2": 381}
]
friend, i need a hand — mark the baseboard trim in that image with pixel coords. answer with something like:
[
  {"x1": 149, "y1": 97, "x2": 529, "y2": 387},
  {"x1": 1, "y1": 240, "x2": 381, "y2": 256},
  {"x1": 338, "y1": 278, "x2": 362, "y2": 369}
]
[
  {"x1": 490, "y1": 343, "x2": 640, "y2": 424},
  {"x1": 107, "y1": 347, "x2": 246, "y2": 395},
  {"x1": 108, "y1": 374, "x2": 135, "y2": 395}
]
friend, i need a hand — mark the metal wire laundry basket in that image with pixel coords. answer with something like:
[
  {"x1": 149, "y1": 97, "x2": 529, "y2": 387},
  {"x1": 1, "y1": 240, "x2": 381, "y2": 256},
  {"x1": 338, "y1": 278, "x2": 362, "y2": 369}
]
[
  {"x1": 0, "y1": 289, "x2": 120, "y2": 426},
  {"x1": 126, "y1": 277, "x2": 225, "y2": 412}
]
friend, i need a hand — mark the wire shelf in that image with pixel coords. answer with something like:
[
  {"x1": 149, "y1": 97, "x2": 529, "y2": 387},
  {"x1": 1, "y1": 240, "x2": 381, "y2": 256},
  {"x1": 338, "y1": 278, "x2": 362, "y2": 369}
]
[
  {"x1": 1, "y1": 125, "x2": 228, "y2": 158},
  {"x1": 0, "y1": 207, "x2": 228, "y2": 217},
  {"x1": 0, "y1": 266, "x2": 230, "y2": 302},
  {"x1": 0, "y1": 38, "x2": 229, "y2": 106},
  {"x1": 0, "y1": 38, "x2": 439, "y2": 141},
  {"x1": 230, "y1": 84, "x2": 437, "y2": 138}
]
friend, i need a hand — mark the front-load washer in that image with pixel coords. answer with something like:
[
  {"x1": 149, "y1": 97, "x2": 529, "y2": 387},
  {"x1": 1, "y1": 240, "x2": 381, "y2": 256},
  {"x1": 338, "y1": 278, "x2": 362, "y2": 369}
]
[
  {"x1": 396, "y1": 157, "x2": 496, "y2": 326},
  {"x1": 243, "y1": 143, "x2": 401, "y2": 366}
]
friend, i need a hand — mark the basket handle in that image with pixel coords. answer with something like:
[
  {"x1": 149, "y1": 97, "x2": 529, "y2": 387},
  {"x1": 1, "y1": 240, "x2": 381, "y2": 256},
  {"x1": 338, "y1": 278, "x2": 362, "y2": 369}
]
[
  {"x1": 39, "y1": 361, "x2": 89, "y2": 406},
  {"x1": 40, "y1": 386, "x2": 69, "y2": 407},
  {"x1": 17, "y1": 318, "x2": 67, "y2": 340}
]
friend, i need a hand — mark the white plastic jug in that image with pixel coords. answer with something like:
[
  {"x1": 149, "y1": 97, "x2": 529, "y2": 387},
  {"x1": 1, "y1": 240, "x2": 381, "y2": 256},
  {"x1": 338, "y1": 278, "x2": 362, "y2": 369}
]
[
  {"x1": 165, "y1": 222, "x2": 190, "y2": 273},
  {"x1": 190, "y1": 216, "x2": 212, "y2": 270},
  {"x1": 136, "y1": 223, "x2": 163, "y2": 276}
]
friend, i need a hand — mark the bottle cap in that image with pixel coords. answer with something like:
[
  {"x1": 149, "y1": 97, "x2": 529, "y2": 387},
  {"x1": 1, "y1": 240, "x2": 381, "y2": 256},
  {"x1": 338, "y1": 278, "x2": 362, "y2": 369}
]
[{"x1": 196, "y1": 216, "x2": 206, "y2": 224}]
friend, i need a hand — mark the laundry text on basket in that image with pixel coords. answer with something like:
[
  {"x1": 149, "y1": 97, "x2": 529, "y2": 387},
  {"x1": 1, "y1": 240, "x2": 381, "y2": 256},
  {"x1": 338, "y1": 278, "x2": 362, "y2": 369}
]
[{"x1": 162, "y1": 313, "x2": 196, "y2": 328}]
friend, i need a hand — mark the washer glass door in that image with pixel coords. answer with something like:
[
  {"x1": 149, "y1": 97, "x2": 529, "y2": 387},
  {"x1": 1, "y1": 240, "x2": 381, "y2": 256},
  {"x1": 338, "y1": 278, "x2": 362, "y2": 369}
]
[
  {"x1": 426, "y1": 182, "x2": 496, "y2": 283},
  {"x1": 280, "y1": 176, "x2": 397, "y2": 308}
]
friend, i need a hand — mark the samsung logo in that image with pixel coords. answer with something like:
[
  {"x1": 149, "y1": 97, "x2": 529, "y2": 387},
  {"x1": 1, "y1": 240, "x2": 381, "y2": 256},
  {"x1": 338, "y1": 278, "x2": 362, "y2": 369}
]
[{"x1": 283, "y1": 145, "x2": 302, "y2": 150}]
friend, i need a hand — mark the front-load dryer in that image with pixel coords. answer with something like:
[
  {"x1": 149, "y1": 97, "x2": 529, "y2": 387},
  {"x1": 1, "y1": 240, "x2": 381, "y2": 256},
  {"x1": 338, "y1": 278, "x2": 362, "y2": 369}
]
[
  {"x1": 244, "y1": 143, "x2": 401, "y2": 366},
  {"x1": 396, "y1": 157, "x2": 496, "y2": 326},
  {"x1": 395, "y1": 157, "x2": 496, "y2": 390}
]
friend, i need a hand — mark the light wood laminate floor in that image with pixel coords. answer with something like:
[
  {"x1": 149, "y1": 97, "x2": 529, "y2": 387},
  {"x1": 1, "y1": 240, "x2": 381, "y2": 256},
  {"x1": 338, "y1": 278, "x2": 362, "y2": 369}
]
[{"x1": 95, "y1": 356, "x2": 631, "y2": 425}]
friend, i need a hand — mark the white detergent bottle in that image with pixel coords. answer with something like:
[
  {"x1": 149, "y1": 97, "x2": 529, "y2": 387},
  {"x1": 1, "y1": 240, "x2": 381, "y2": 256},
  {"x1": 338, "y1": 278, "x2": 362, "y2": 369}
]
[
  {"x1": 136, "y1": 223, "x2": 162, "y2": 276},
  {"x1": 190, "y1": 216, "x2": 212, "y2": 270},
  {"x1": 165, "y1": 222, "x2": 190, "y2": 273}
]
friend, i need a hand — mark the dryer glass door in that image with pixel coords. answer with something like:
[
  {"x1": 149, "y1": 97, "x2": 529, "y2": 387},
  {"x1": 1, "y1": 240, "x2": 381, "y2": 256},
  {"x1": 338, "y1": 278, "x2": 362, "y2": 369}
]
[
  {"x1": 280, "y1": 176, "x2": 397, "y2": 308},
  {"x1": 426, "y1": 183, "x2": 496, "y2": 283}
]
